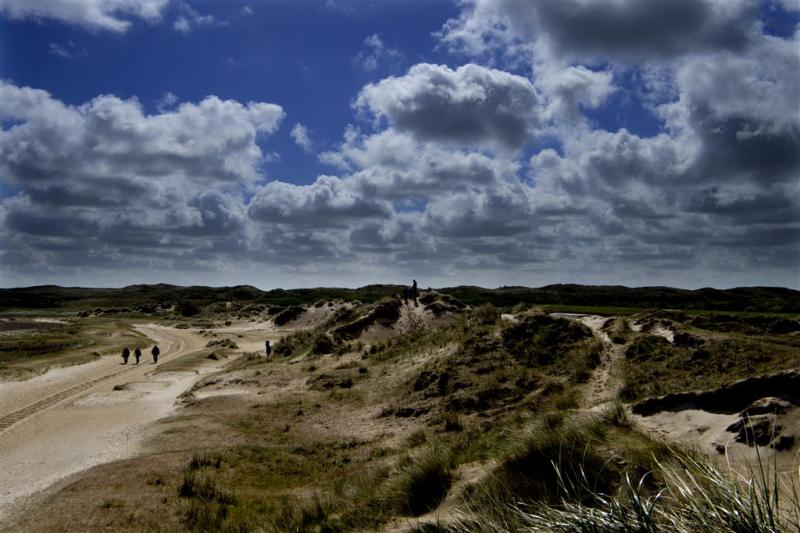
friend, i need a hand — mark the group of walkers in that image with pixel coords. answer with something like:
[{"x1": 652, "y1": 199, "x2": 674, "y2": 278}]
[
  {"x1": 402, "y1": 279, "x2": 419, "y2": 306},
  {"x1": 121, "y1": 345, "x2": 160, "y2": 365}
]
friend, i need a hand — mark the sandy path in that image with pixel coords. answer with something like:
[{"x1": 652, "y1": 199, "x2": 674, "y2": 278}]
[
  {"x1": 0, "y1": 324, "x2": 209, "y2": 521},
  {"x1": 580, "y1": 315, "x2": 626, "y2": 408},
  {"x1": 0, "y1": 324, "x2": 186, "y2": 421}
]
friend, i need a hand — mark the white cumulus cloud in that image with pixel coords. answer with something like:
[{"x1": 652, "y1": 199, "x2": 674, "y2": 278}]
[
  {"x1": 290, "y1": 123, "x2": 314, "y2": 153},
  {"x1": 355, "y1": 63, "x2": 540, "y2": 151},
  {"x1": 0, "y1": 0, "x2": 169, "y2": 32}
]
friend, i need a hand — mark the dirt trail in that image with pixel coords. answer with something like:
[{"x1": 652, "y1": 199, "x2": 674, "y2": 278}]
[
  {"x1": 0, "y1": 324, "x2": 209, "y2": 522},
  {"x1": 580, "y1": 315, "x2": 625, "y2": 408},
  {"x1": 0, "y1": 324, "x2": 186, "y2": 423}
]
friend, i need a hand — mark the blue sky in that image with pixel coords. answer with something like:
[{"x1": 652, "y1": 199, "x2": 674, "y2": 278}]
[
  {"x1": 1, "y1": 1, "x2": 459, "y2": 185},
  {"x1": 0, "y1": 0, "x2": 798, "y2": 289}
]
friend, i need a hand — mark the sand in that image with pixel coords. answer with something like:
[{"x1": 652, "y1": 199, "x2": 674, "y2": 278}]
[
  {"x1": 579, "y1": 315, "x2": 626, "y2": 408},
  {"x1": 0, "y1": 324, "x2": 210, "y2": 521}
]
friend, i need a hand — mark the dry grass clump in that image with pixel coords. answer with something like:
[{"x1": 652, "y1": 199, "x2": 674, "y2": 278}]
[
  {"x1": 206, "y1": 338, "x2": 239, "y2": 349},
  {"x1": 179, "y1": 452, "x2": 238, "y2": 531},
  {"x1": 603, "y1": 317, "x2": 634, "y2": 344},
  {"x1": 381, "y1": 445, "x2": 456, "y2": 517},
  {"x1": 601, "y1": 400, "x2": 634, "y2": 429},
  {"x1": 470, "y1": 417, "x2": 616, "y2": 510}
]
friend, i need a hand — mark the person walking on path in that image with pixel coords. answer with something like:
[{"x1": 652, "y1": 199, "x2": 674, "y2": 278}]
[
  {"x1": 151, "y1": 344, "x2": 160, "y2": 364},
  {"x1": 133, "y1": 347, "x2": 142, "y2": 365},
  {"x1": 412, "y1": 279, "x2": 419, "y2": 306},
  {"x1": 265, "y1": 340, "x2": 272, "y2": 359},
  {"x1": 121, "y1": 346, "x2": 130, "y2": 365}
]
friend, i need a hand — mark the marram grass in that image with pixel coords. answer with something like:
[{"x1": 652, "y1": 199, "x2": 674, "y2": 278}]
[{"x1": 452, "y1": 445, "x2": 800, "y2": 533}]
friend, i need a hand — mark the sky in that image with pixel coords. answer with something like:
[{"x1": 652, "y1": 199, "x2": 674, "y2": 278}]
[{"x1": 0, "y1": 0, "x2": 798, "y2": 290}]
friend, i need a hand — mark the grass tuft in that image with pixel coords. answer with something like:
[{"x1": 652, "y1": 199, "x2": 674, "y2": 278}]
[
  {"x1": 179, "y1": 470, "x2": 234, "y2": 504},
  {"x1": 601, "y1": 400, "x2": 634, "y2": 429},
  {"x1": 383, "y1": 445, "x2": 455, "y2": 517},
  {"x1": 454, "y1": 443, "x2": 800, "y2": 533}
]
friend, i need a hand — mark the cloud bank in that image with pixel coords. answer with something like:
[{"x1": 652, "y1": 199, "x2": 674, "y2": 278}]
[{"x1": 0, "y1": 0, "x2": 798, "y2": 288}]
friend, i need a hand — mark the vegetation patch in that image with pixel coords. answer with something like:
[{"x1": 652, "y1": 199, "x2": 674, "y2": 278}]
[
  {"x1": 456, "y1": 445, "x2": 800, "y2": 532},
  {"x1": 206, "y1": 338, "x2": 239, "y2": 349},
  {"x1": 272, "y1": 305, "x2": 306, "y2": 326},
  {"x1": 381, "y1": 445, "x2": 454, "y2": 516},
  {"x1": 603, "y1": 317, "x2": 633, "y2": 344},
  {"x1": 621, "y1": 326, "x2": 800, "y2": 401},
  {"x1": 333, "y1": 299, "x2": 402, "y2": 340},
  {"x1": 689, "y1": 314, "x2": 800, "y2": 335}
]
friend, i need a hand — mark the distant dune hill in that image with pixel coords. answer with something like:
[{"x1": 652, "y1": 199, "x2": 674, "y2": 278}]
[
  {"x1": 0, "y1": 284, "x2": 798, "y2": 313},
  {"x1": 440, "y1": 284, "x2": 800, "y2": 312}
]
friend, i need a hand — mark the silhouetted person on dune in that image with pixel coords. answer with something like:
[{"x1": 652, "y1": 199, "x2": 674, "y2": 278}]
[
  {"x1": 412, "y1": 279, "x2": 419, "y2": 306},
  {"x1": 265, "y1": 340, "x2": 272, "y2": 358},
  {"x1": 151, "y1": 345, "x2": 160, "y2": 364},
  {"x1": 121, "y1": 346, "x2": 130, "y2": 365},
  {"x1": 134, "y1": 346, "x2": 141, "y2": 365}
]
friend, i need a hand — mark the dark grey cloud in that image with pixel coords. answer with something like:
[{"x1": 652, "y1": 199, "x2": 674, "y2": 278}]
[
  {"x1": 685, "y1": 187, "x2": 800, "y2": 225},
  {"x1": 677, "y1": 108, "x2": 800, "y2": 186},
  {"x1": 439, "y1": 0, "x2": 757, "y2": 62},
  {"x1": 529, "y1": 0, "x2": 755, "y2": 60}
]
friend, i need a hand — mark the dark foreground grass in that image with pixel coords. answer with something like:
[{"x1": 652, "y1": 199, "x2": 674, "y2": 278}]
[{"x1": 453, "y1": 447, "x2": 800, "y2": 533}]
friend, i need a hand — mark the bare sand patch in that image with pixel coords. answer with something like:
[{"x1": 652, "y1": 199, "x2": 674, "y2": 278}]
[
  {"x1": 0, "y1": 325, "x2": 213, "y2": 521},
  {"x1": 194, "y1": 387, "x2": 252, "y2": 399},
  {"x1": 0, "y1": 358, "x2": 110, "y2": 416}
]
